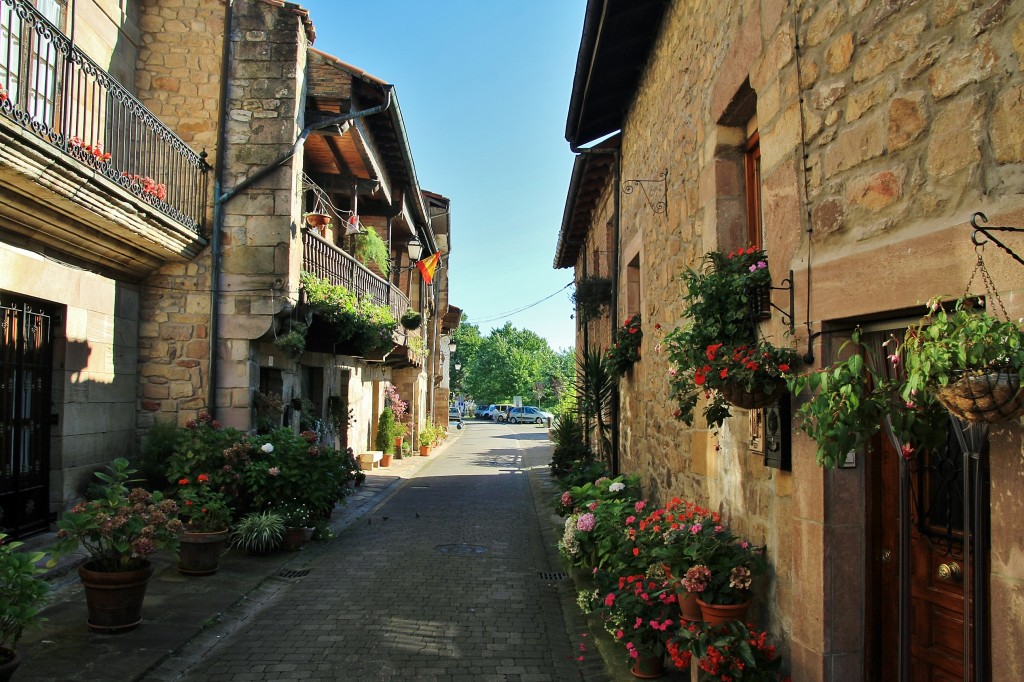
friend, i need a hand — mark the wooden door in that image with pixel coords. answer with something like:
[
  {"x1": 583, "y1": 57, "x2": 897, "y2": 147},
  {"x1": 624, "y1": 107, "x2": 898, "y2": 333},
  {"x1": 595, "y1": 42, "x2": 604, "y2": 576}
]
[{"x1": 868, "y1": 427, "x2": 985, "y2": 680}]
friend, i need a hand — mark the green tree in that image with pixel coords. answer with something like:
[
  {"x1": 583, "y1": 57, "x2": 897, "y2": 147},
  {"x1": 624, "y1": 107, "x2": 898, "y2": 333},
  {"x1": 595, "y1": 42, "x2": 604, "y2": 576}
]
[
  {"x1": 465, "y1": 323, "x2": 556, "y2": 405},
  {"x1": 450, "y1": 315, "x2": 482, "y2": 398}
]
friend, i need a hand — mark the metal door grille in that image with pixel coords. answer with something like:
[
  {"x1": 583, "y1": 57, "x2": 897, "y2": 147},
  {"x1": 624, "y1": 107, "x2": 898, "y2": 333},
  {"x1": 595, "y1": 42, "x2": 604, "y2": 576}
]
[{"x1": 0, "y1": 296, "x2": 52, "y2": 536}]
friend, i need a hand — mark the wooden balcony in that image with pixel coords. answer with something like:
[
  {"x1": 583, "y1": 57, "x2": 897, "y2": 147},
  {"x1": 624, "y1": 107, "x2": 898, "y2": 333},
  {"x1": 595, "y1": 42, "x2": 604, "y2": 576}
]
[
  {"x1": 0, "y1": 0, "x2": 210, "y2": 276},
  {"x1": 302, "y1": 228, "x2": 411, "y2": 327}
]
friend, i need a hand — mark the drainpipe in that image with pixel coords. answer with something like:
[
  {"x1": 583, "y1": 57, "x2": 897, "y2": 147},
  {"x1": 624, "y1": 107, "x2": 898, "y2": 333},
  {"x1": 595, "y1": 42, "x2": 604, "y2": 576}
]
[{"x1": 206, "y1": 22, "x2": 394, "y2": 414}]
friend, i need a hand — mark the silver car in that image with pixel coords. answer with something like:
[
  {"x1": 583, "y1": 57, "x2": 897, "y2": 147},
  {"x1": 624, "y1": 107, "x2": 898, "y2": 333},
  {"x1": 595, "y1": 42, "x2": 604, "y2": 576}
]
[{"x1": 506, "y1": 406, "x2": 553, "y2": 424}]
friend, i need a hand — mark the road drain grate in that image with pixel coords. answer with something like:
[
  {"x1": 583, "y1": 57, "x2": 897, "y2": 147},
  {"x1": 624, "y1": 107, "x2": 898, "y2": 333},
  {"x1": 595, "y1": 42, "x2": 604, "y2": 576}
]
[
  {"x1": 538, "y1": 571, "x2": 568, "y2": 581},
  {"x1": 276, "y1": 568, "x2": 312, "y2": 580}
]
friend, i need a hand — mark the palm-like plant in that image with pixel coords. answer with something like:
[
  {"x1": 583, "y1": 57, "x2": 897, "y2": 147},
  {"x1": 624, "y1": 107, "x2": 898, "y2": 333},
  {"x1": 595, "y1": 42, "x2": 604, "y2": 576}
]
[{"x1": 577, "y1": 347, "x2": 615, "y2": 460}]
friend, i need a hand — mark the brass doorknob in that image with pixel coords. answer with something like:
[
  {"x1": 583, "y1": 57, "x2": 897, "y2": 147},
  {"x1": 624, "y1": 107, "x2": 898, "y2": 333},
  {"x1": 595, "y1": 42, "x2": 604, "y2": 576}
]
[
  {"x1": 938, "y1": 562, "x2": 962, "y2": 583},
  {"x1": 881, "y1": 549, "x2": 892, "y2": 563}
]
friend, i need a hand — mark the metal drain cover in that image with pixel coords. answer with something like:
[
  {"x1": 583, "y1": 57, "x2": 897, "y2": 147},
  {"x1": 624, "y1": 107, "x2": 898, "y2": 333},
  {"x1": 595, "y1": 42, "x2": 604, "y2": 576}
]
[
  {"x1": 276, "y1": 567, "x2": 312, "y2": 580},
  {"x1": 538, "y1": 571, "x2": 568, "y2": 581},
  {"x1": 434, "y1": 543, "x2": 488, "y2": 555}
]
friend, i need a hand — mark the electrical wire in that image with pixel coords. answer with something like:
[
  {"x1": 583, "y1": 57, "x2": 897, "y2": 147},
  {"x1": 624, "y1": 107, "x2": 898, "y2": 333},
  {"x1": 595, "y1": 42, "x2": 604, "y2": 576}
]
[{"x1": 471, "y1": 282, "x2": 574, "y2": 324}]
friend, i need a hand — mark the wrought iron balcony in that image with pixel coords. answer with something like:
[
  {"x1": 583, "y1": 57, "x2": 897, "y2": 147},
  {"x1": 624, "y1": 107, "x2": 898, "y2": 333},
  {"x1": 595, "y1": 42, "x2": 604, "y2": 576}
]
[
  {"x1": 302, "y1": 228, "x2": 411, "y2": 324},
  {"x1": 0, "y1": 0, "x2": 209, "y2": 233}
]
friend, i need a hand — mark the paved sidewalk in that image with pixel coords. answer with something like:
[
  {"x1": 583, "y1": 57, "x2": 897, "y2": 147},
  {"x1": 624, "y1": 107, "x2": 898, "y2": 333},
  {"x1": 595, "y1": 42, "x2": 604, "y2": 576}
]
[{"x1": 15, "y1": 439, "x2": 450, "y2": 682}]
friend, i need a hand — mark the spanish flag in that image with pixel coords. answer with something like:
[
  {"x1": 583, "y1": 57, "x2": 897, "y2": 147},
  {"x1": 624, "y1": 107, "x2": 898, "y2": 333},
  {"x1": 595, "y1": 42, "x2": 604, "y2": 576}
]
[{"x1": 416, "y1": 252, "x2": 441, "y2": 285}]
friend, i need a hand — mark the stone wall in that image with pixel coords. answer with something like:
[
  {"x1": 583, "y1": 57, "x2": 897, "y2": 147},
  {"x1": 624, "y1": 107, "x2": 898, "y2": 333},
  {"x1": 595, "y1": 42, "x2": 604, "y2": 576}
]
[
  {"x1": 132, "y1": 0, "x2": 225, "y2": 430},
  {"x1": 575, "y1": 0, "x2": 1024, "y2": 678}
]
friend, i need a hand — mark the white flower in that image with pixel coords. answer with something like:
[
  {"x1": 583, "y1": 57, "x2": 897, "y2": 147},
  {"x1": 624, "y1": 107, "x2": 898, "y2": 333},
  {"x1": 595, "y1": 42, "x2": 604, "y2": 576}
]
[
  {"x1": 609, "y1": 481, "x2": 625, "y2": 493},
  {"x1": 261, "y1": 443, "x2": 274, "y2": 454}
]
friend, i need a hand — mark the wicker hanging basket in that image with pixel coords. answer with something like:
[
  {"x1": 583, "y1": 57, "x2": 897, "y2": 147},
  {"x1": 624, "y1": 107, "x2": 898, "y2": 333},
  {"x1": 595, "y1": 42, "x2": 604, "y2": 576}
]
[
  {"x1": 934, "y1": 370, "x2": 1024, "y2": 423},
  {"x1": 717, "y1": 380, "x2": 785, "y2": 410}
]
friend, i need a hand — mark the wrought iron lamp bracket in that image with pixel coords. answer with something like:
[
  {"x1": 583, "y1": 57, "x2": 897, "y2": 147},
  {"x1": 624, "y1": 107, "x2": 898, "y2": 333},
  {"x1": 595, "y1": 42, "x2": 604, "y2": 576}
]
[
  {"x1": 768, "y1": 270, "x2": 795, "y2": 335},
  {"x1": 622, "y1": 169, "x2": 668, "y2": 217},
  {"x1": 969, "y1": 212, "x2": 1024, "y2": 268}
]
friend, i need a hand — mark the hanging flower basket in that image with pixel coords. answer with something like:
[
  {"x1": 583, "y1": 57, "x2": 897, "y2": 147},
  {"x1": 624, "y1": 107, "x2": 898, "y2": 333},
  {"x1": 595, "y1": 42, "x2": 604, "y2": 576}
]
[
  {"x1": 304, "y1": 212, "x2": 332, "y2": 236},
  {"x1": 934, "y1": 370, "x2": 1024, "y2": 423},
  {"x1": 717, "y1": 380, "x2": 786, "y2": 410}
]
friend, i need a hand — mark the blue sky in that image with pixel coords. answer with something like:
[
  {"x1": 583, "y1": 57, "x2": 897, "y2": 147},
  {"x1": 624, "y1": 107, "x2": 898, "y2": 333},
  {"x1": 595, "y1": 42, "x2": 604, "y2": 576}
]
[{"x1": 302, "y1": 1, "x2": 584, "y2": 352}]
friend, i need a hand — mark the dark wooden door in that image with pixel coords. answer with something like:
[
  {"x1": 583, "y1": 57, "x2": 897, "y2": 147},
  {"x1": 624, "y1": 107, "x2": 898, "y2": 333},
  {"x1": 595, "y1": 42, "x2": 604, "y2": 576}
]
[
  {"x1": 870, "y1": 428, "x2": 981, "y2": 681},
  {"x1": 0, "y1": 295, "x2": 53, "y2": 537}
]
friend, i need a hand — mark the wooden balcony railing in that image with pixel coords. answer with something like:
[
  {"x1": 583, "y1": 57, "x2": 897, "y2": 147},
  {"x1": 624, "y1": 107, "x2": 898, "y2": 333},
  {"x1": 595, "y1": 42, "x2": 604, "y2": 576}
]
[
  {"x1": 302, "y1": 229, "x2": 411, "y2": 324},
  {"x1": 0, "y1": 0, "x2": 210, "y2": 232}
]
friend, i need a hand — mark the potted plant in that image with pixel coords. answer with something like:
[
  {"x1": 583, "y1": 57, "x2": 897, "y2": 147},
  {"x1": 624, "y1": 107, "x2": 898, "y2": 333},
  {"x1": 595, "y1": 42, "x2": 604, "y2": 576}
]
[
  {"x1": 354, "y1": 227, "x2": 390, "y2": 275},
  {"x1": 418, "y1": 425, "x2": 433, "y2": 455},
  {"x1": 671, "y1": 620, "x2": 785, "y2": 680},
  {"x1": 664, "y1": 248, "x2": 798, "y2": 428},
  {"x1": 400, "y1": 309, "x2": 422, "y2": 330},
  {"x1": 272, "y1": 500, "x2": 312, "y2": 551},
  {"x1": 903, "y1": 296, "x2": 1024, "y2": 422},
  {"x1": 50, "y1": 458, "x2": 183, "y2": 633},
  {"x1": 593, "y1": 573, "x2": 678, "y2": 678},
  {"x1": 303, "y1": 211, "x2": 332, "y2": 235},
  {"x1": 376, "y1": 407, "x2": 397, "y2": 466},
  {"x1": 231, "y1": 510, "x2": 285, "y2": 555},
  {"x1": 571, "y1": 275, "x2": 613, "y2": 322},
  {"x1": 273, "y1": 321, "x2": 308, "y2": 359},
  {"x1": 606, "y1": 315, "x2": 643, "y2": 377},
  {"x1": 0, "y1": 533, "x2": 49, "y2": 678},
  {"x1": 679, "y1": 533, "x2": 767, "y2": 626},
  {"x1": 385, "y1": 385, "x2": 409, "y2": 454},
  {"x1": 175, "y1": 474, "x2": 233, "y2": 576}
]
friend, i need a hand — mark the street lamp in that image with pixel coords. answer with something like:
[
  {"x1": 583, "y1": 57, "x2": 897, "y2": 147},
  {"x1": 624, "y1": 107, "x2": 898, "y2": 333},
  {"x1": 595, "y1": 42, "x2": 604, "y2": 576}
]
[
  {"x1": 448, "y1": 341, "x2": 457, "y2": 353},
  {"x1": 406, "y1": 237, "x2": 423, "y2": 261}
]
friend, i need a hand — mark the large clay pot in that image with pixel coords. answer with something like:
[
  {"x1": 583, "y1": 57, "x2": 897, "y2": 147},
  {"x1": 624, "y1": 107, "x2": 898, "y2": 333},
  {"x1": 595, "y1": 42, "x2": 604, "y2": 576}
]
[
  {"x1": 0, "y1": 647, "x2": 20, "y2": 682},
  {"x1": 380, "y1": 453, "x2": 393, "y2": 467},
  {"x1": 78, "y1": 560, "x2": 155, "y2": 633},
  {"x1": 419, "y1": 445, "x2": 430, "y2": 456},
  {"x1": 676, "y1": 589, "x2": 703, "y2": 622},
  {"x1": 177, "y1": 529, "x2": 229, "y2": 576},
  {"x1": 696, "y1": 598, "x2": 751, "y2": 627}
]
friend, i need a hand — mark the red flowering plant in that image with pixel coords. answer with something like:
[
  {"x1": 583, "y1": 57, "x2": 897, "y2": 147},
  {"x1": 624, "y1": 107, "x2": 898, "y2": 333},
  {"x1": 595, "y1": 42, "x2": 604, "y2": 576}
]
[
  {"x1": 164, "y1": 409, "x2": 249, "y2": 511},
  {"x1": 680, "y1": 530, "x2": 768, "y2": 606},
  {"x1": 664, "y1": 248, "x2": 798, "y2": 428},
  {"x1": 605, "y1": 315, "x2": 643, "y2": 377},
  {"x1": 176, "y1": 473, "x2": 233, "y2": 533},
  {"x1": 673, "y1": 620, "x2": 785, "y2": 681},
  {"x1": 632, "y1": 497, "x2": 723, "y2": 578},
  {"x1": 595, "y1": 571, "x2": 679, "y2": 663}
]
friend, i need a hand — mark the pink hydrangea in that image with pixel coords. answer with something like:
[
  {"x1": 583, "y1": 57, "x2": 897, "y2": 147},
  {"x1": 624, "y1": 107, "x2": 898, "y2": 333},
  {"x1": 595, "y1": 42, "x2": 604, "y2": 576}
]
[{"x1": 577, "y1": 513, "x2": 596, "y2": 532}]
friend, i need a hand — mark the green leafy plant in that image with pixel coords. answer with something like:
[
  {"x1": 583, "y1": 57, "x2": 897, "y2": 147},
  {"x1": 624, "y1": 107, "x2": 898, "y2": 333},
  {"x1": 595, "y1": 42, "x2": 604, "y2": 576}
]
[
  {"x1": 788, "y1": 331, "x2": 946, "y2": 469},
  {"x1": 52, "y1": 458, "x2": 183, "y2": 572},
  {"x1": 0, "y1": 533, "x2": 49, "y2": 652},
  {"x1": 606, "y1": 315, "x2": 643, "y2": 376},
  {"x1": 664, "y1": 248, "x2": 798, "y2": 428},
  {"x1": 231, "y1": 511, "x2": 285, "y2": 554},
  {"x1": 273, "y1": 321, "x2": 308, "y2": 358},
  {"x1": 400, "y1": 309, "x2": 422, "y2": 330},
  {"x1": 903, "y1": 296, "x2": 1024, "y2": 412},
  {"x1": 241, "y1": 429, "x2": 348, "y2": 517},
  {"x1": 300, "y1": 272, "x2": 398, "y2": 355},
  {"x1": 548, "y1": 411, "x2": 594, "y2": 481},
  {"x1": 571, "y1": 276, "x2": 613, "y2": 322},
  {"x1": 407, "y1": 333, "x2": 427, "y2": 357},
  {"x1": 592, "y1": 572, "x2": 679, "y2": 663},
  {"x1": 376, "y1": 407, "x2": 397, "y2": 454},
  {"x1": 354, "y1": 227, "x2": 391, "y2": 275},
  {"x1": 577, "y1": 347, "x2": 615, "y2": 459},
  {"x1": 165, "y1": 410, "x2": 249, "y2": 510},
  {"x1": 418, "y1": 423, "x2": 434, "y2": 448}
]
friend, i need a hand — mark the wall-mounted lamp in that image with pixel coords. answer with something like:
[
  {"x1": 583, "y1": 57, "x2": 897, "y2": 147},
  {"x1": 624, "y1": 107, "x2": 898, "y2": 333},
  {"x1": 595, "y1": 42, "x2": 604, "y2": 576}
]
[
  {"x1": 454, "y1": 363, "x2": 461, "y2": 371},
  {"x1": 406, "y1": 237, "x2": 423, "y2": 261},
  {"x1": 448, "y1": 341, "x2": 457, "y2": 353}
]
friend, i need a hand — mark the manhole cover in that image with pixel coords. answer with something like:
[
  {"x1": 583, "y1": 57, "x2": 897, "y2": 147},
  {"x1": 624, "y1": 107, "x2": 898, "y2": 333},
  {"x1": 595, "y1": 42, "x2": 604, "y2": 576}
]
[
  {"x1": 276, "y1": 567, "x2": 311, "y2": 580},
  {"x1": 434, "y1": 544, "x2": 488, "y2": 556},
  {"x1": 538, "y1": 571, "x2": 568, "y2": 581}
]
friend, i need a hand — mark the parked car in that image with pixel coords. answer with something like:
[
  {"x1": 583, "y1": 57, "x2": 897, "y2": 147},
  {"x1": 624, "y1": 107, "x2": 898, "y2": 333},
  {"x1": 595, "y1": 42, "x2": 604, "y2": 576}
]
[
  {"x1": 506, "y1": 406, "x2": 553, "y2": 424},
  {"x1": 490, "y1": 404, "x2": 516, "y2": 422},
  {"x1": 478, "y1": 404, "x2": 497, "y2": 419}
]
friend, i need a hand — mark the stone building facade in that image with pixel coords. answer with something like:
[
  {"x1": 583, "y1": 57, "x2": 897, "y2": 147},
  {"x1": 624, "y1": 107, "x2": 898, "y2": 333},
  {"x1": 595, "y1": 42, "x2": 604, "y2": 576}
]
[
  {"x1": 557, "y1": 1, "x2": 1024, "y2": 679},
  {"x1": 0, "y1": 0, "x2": 453, "y2": 536}
]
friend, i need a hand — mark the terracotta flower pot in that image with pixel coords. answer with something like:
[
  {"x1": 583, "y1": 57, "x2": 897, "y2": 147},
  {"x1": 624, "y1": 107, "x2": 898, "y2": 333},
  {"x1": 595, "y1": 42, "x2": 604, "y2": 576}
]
[
  {"x1": 78, "y1": 560, "x2": 155, "y2": 633},
  {"x1": 381, "y1": 453, "x2": 393, "y2": 467},
  {"x1": 419, "y1": 445, "x2": 430, "y2": 456},
  {"x1": 177, "y1": 529, "x2": 230, "y2": 576},
  {"x1": 676, "y1": 589, "x2": 703, "y2": 622},
  {"x1": 283, "y1": 527, "x2": 304, "y2": 552},
  {"x1": 630, "y1": 651, "x2": 665, "y2": 678},
  {"x1": 696, "y1": 597, "x2": 751, "y2": 627}
]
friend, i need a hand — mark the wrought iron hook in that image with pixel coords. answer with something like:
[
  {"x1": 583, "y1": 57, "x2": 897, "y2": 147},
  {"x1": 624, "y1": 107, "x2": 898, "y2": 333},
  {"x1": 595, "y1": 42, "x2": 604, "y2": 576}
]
[{"x1": 968, "y1": 211, "x2": 1024, "y2": 268}]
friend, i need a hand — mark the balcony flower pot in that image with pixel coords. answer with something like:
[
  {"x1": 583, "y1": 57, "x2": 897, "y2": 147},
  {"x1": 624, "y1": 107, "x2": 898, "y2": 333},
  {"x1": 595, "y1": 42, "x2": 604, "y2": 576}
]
[
  {"x1": 304, "y1": 212, "x2": 331, "y2": 236},
  {"x1": 78, "y1": 561, "x2": 155, "y2": 634},
  {"x1": 177, "y1": 529, "x2": 230, "y2": 576}
]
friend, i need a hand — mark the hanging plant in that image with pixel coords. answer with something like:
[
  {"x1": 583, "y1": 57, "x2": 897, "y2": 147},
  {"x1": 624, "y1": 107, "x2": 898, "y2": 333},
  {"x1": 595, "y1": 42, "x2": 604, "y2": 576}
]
[
  {"x1": 664, "y1": 248, "x2": 798, "y2": 428},
  {"x1": 300, "y1": 272, "x2": 398, "y2": 354},
  {"x1": 355, "y1": 228, "x2": 391, "y2": 276},
  {"x1": 273, "y1": 322, "x2": 308, "y2": 358},
  {"x1": 571, "y1": 276, "x2": 613, "y2": 322},
  {"x1": 902, "y1": 296, "x2": 1024, "y2": 422},
  {"x1": 605, "y1": 315, "x2": 642, "y2": 376},
  {"x1": 400, "y1": 309, "x2": 422, "y2": 330}
]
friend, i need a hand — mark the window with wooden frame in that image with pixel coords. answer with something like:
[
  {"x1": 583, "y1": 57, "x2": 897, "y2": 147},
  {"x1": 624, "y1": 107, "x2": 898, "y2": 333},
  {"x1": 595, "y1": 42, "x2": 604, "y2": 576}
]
[{"x1": 744, "y1": 128, "x2": 762, "y2": 251}]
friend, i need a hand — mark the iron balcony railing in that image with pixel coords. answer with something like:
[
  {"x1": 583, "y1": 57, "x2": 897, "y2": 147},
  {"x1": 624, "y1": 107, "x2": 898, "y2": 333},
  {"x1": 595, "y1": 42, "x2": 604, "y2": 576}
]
[
  {"x1": 0, "y1": 0, "x2": 210, "y2": 233},
  {"x1": 302, "y1": 229, "x2": 411, "y2": 324}
]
